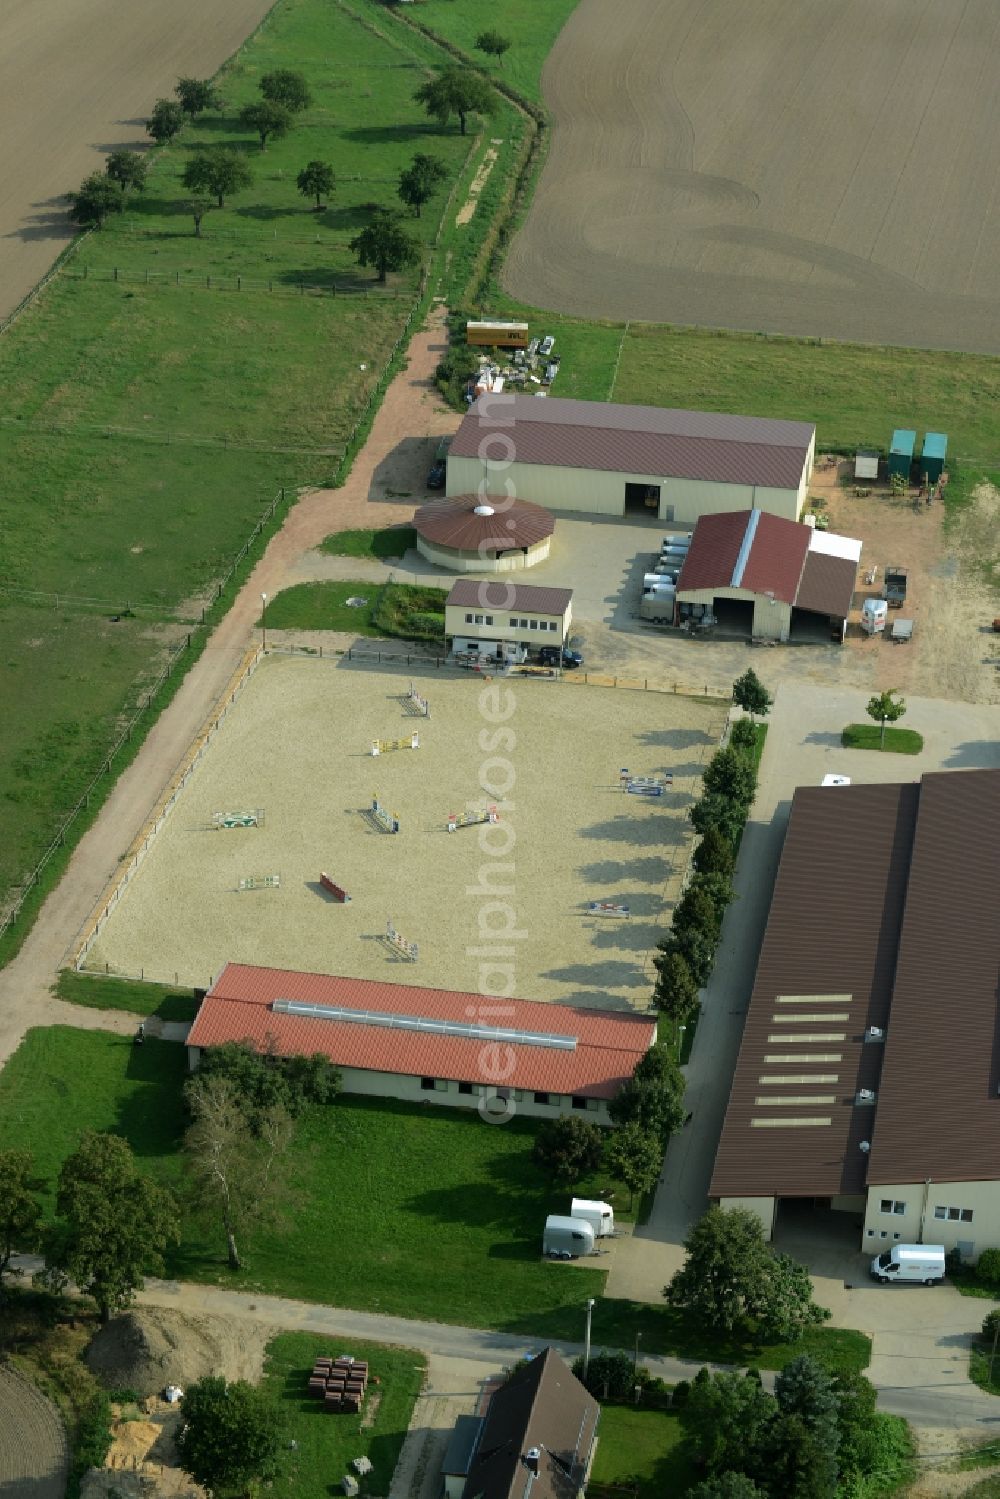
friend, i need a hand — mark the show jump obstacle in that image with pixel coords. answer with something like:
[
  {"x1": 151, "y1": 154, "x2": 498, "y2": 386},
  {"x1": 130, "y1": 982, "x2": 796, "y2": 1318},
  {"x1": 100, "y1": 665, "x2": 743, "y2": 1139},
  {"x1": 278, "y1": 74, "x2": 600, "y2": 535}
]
[
  {"x1": 369, "y1": 795, "x2": 400, "y2": 835},
  {"x1": 320, "y1": 872, "x2": 351, "y2": 903},
  {"x1": 619, "y1": 770, "x2": 672, "y2": 797},
  {"x1": 213, "y1": 808, "x2": 265, "y2": 828},
  {"x1": 588, "y1": 901, "x2": 630, "y2": 919},
  {"x1": 405, "y1": 682, "x2": 430, "y2": 718},
  {"x1": 447, "y1": 806, "x2": 500, "y2": 834},
  {"x1": 239, "y1": 873, "x2": 281, "y2": 891},
  {"x1": 371, "y1": 731, "x2": 419, "y2": 757},
  {"x1": 385, "y1": 917, "x2": 418, "y2": 962}
]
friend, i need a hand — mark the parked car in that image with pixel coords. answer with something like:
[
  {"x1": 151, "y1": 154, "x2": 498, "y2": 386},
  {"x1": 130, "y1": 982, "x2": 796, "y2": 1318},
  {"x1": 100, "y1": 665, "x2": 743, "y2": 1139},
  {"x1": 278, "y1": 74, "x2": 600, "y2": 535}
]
[
  {"x1": 539, "y1": 335, "x2": 555, "y2": 356},
  {"x1": 426, "y1": 460, "x2": 446, "y2": 490},
  {"x1": 539, "y1": 644, "x2": 583, "y2": 668}
]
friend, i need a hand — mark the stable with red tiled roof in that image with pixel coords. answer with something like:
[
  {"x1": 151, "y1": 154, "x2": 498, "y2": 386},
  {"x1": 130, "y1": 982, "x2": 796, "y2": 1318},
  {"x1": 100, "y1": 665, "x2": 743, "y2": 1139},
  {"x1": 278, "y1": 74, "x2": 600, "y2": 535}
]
[
  {"x1": 446, "y1": 396, "x2": 815, "y2": 525},
  {"x1": 187, "y1": 964, "x2": 655, "y2": 1124}
]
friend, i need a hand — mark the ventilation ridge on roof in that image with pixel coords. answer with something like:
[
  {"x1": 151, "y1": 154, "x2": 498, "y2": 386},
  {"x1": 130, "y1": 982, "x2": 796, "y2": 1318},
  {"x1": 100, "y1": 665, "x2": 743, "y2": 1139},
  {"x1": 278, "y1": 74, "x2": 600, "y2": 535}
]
[
  {"x1": 271, "y1": 999, "x2": 578, "y2": 1050},
  {"x1": 731, "y1": 509, "x2": 760, "y2": 588}
]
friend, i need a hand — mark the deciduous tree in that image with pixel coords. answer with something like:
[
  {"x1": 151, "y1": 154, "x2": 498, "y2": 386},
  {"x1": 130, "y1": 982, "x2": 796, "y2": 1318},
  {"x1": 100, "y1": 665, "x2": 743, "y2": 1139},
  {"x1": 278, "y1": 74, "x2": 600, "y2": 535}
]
[
  {"x1": 42, "y1": 1133, "x2": 179, "y2": 1323},
  {"x1": 0, "y1": 1149, "x2": 43, "y2": 1302},
  {"x1": 105, "y1": 150, "x2": 147, "y2": 194},
  {"x1": 414, "y1": 66, "x2": 494, "y2": 135},
  {"x1": 687, "y1": 1475, "x2": 766, "y2": 1499},
  {"x1": 350, "y1": 208, "x2": 421, "y2": 283},
  {"x1": 609, "y1": 1045, "x2": 684, "y2": 1146},
  {"x1": 398, "y1": 153, "x2": 448, "y2": 217},
  {"x1": 260, "y1": 68, "x2": 311, "y2": 113},
  {"x1": 182, "y1": 148, "x2": 253, "y2": 208},
  {"x1": 66, "y1": 174, "x2": 124, "y2": 229},
  {"x1": 701, "y1": 746, "x2": 757, "y2": 808},
  {"x1": 604, "y1": 1123, "x2": 661, "y2": 1209},
  {"x1": 732, "y1": 668, "x2": 772, "y2": 721},
  {"x1": 188, "y1": 197, "x2": 214, "y2": 237},
  {"x1": 177, "y1": 1376, "x2": 284, "y2": 1494},
  {"x1": 690, "y1": 789, "x2": 749, "y2": 848},
  {"x1": 240, "y1": 100, "x2": 292, "y2": 151},
  {"x1": 476, "y1": 30, "x2": 512, "y2": 66},
  {"x1": 666, "y1": 1207, "x2": 828, "y2": 1342},
  {"x1": 184, "y1": 1075, "x2": 292, "y2": 1269},
  {"x1": 692, "y1": 824, "x2": 735, "y2": 878},
  {"x1": 651, "y1": 946, "x2": 700, "y2": 1025},
  {"x1": 683, "y1": 1369, "x2": 779, "y2": 1476},
  {"x1": 532, "y1": 1115, "x2": 603, "y2": 1182},
  {"x1": 147, "y1": 99, "x2": 184, "y2": 144},
  {"x1": 728, "y1": 717, "x2": 759, "y2": 756},
  {"x1": 297, "y1": 159, "x2": 335, "y2": 209},
  {"x1": 175, "y1": 77, "x2": 223, "y2": 118},
  {"x1": 865, "y1": 688, "x2": 906, "y2": 748}
]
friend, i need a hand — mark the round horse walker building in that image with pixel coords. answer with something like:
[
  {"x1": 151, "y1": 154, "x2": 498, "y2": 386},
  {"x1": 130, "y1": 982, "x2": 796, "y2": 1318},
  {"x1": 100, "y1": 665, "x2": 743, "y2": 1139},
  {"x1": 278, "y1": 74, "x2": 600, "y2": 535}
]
[{"x1": 412, "y1": 493, "x2": 555, "y2": 573}]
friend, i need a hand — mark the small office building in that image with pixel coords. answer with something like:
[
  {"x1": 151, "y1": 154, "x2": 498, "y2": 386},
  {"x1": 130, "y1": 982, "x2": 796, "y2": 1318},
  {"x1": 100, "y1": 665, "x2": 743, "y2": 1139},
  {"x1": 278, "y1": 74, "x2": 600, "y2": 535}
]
[{"x1": 444, "y1": 580, "x2": 573, "y2": 662}]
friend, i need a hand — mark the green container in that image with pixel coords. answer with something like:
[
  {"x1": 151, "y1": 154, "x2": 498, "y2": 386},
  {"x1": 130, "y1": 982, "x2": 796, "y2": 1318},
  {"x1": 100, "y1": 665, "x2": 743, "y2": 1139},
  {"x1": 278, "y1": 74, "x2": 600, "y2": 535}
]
[
  {"x1": 920, "y1": 431, "x2": 947, "y2": 483},
  {"x1": 888, "y1": 429, "x2": 916, "y2": 479}
]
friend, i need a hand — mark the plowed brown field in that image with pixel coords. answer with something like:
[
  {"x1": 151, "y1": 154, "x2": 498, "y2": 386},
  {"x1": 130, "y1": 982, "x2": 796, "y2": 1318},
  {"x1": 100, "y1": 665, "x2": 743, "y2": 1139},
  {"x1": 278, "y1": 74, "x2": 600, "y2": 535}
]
[
  {"x1": 504, "y1": 0, "x2": 1000, "y2": 353},
  {"x1": 0, "y1": 0, "x2": 274, "y2": 320}
]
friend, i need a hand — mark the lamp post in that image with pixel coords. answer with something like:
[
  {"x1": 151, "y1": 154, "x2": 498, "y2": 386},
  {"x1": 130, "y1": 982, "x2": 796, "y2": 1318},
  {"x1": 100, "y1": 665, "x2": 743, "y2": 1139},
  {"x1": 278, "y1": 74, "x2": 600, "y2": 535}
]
[
  {"x1": 261, "y1": 592, "x2": 268, "y2": 652},
  {"x1": 678, "y1": 1024, "x2": 686, "y2": 1061},
  {"x1": 634, "y1": 1329, "x2": 642, "y2": 1371},
  {"x1": 583, "y1": 1298, "x2": 595, "y2": 1379}
]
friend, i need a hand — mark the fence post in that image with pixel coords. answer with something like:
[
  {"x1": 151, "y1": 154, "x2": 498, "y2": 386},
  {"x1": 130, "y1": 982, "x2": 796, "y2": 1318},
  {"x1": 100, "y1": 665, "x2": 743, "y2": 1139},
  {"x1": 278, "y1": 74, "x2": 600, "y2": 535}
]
[{"x1": 113, "y1": 267, "x2": 118, "y2": 281}]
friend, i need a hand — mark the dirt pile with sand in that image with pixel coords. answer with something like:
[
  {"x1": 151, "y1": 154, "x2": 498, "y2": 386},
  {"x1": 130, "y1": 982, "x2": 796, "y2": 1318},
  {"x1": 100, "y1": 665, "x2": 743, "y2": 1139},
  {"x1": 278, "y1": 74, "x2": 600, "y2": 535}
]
[{"x1": 84, "y1": 1307, "x2": 269, "y2": 1398}]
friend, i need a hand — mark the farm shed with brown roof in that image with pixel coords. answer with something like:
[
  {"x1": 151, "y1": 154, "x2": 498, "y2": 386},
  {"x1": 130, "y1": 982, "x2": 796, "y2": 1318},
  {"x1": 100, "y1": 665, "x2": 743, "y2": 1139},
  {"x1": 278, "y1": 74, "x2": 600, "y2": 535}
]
[
  {"x1": 675, "y1": 510, "x2": 860, "y2": 642},
  {"x1": 413, "y1": 493, "x2": 555, "y2": 573},
  {"x1": 710, "y1": 767, "x2": 1000, "y2": 1264},
  {"x1": 187, "y1": 963, "x2": 655, "y2": 1125},
  {"x1": 446, "y1": 395, "x2": 815, "y2": 525}
]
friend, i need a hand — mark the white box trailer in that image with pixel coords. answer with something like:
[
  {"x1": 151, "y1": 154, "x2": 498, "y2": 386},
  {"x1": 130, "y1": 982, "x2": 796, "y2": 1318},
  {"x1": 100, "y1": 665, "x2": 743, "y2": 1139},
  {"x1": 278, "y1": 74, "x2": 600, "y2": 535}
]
[
  {"x1": 570, "y1": 1198, "x2": 615, "y2": 1237},
  {"x1": 870, "y1": 1244, "x2": 945, "y2": 1284},
  {"x1": 543, "y1": 1215, "x2": 595, "y2": 1258}
]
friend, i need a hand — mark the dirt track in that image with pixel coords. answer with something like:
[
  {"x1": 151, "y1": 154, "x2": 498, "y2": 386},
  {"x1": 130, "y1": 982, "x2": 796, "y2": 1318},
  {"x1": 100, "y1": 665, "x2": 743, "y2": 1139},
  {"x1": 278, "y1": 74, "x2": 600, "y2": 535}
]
[
  {"x1": 0, "y1": 1366, "x2": 67, "y2": 1499},
  {"x1": 0, "y1": 0, "x2": 275, "y2": 320},
  {"x1": 504, "y1": 0, "x2": 1000, "y2": 353}
]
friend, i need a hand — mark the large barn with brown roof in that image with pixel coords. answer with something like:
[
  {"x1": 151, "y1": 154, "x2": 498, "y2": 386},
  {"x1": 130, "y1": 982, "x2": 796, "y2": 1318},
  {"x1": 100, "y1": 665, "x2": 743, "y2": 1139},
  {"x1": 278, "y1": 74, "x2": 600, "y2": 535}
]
[
  {"x1": 711, "y1": 767, "x2": 1000, "y2": 1264},
  {"x1": 446, "y1": 395, "x2": 815, "y2": 524},
  {"x1": 187, "y1": 963, "x2": 656, "y2": 1125}
]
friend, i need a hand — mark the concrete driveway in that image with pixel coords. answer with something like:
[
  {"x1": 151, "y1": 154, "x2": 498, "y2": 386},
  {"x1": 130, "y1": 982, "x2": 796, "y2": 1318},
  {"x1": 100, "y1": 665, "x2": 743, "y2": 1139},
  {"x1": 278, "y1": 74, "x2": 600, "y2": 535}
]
[{"x1": 604, "y1": 681, "x2": 1000, "y2": 1418}]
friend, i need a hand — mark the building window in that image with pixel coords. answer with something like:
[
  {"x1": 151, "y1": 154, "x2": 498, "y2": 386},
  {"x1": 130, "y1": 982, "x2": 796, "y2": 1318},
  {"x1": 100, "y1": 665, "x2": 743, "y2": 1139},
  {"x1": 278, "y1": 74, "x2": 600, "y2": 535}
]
[
  {"x1": 465, "y1": 613, "x2": 473, "y2": 624},
  {"x1": 893, "y1": 1232, "x2": 901, "y2": 1240},
  {"x1": 458, "y1": 1082, "x2": 474, "y2": 1095},
  {"x1": 879, "y1": 1230, "x2": 888, "y2": 1239},
  {"x1": 485, "y1": 615, "x2": 493, "y2": 625},
  {"x1": 935, "y1": 1206, "x2": 973, "y2": 1222},
  {"x1": 534, "y1": 1091, "x2": 550, "y2": 1105},
  {"x1": 420, "y1": 1077, "x2": 435, "y2": 1091},
  {"x1": 529, "y1": 619, "x2": 538, "y2": 630},
  {"x1": 571, "y1": 1096, "x2": 587, "y2": 1110},
  {"x1": 880, "y1": 1200, "x2": 906, "y2": 1216},
  {"x1": 866, "y1": 1229, "x2": 875, "y2": 1238}
]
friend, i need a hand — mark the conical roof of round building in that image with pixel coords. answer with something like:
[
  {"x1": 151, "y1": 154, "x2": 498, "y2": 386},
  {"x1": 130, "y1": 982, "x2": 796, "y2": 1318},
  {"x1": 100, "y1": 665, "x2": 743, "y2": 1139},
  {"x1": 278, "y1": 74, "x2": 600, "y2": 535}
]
[{"x1": 412, "y1": 493, "x2": 554, "y2": 553}]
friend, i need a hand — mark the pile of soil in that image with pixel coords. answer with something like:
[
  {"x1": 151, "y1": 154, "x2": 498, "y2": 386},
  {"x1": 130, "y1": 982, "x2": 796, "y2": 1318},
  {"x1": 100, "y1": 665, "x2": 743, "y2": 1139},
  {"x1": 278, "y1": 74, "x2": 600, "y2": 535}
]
[{"x1": 84, "y1": 1308, "x2": 268, "y2": 1398}]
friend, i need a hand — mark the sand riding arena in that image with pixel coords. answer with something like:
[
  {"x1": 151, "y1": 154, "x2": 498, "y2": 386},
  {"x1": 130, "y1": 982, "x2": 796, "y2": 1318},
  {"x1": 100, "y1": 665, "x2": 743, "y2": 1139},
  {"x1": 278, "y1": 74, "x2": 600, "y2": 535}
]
[{"x1": 79, "y1": 654, "x2": 725, "y2": 1010}]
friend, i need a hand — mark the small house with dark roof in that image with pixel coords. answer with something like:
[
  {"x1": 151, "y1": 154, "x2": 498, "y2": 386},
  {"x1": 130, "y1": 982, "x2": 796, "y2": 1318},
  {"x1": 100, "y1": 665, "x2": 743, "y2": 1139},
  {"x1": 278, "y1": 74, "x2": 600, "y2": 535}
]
[
  {"x1": 413, "y1": 494, "x2": 555, "y2": 574},
  {"x1": 675, "y1": 508, "x2": 860, "y2": 642},
  {"x1": 449, "y1": 1349, "x2": 599, "y2": 1499},
  {"x1": 446, "y1": 395, "x2": 815, "y2": 524}
]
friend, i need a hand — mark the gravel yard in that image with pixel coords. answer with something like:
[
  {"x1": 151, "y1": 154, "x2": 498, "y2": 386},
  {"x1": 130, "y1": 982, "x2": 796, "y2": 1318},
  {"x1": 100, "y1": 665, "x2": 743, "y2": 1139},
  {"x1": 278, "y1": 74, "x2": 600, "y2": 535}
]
[{"x1": 85, "y1": 655, "x2": 724, "y2": 1009}]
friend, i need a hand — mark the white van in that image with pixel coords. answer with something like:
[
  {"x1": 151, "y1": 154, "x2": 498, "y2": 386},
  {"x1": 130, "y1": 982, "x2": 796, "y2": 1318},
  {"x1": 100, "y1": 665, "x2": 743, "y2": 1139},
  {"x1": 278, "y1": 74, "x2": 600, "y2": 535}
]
[
  {"x1": 870, "y1": 1244, "x2": 945, "y2": 1285},
  {"x1": 570, "y1": 1198, "x2": 615, "y2": 1238}
]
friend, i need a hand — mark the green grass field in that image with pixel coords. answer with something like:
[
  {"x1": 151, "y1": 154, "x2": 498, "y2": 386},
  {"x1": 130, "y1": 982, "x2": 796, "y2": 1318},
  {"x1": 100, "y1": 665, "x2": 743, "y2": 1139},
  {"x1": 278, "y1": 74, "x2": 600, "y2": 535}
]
[
  {"x1": 0, "y1": 1029, "x2": 868, "y2": 1373},
  {"x1": 320, "y1": 526, "x2": 416, "y2": 560},
  {"x1": 0, "y1": 0, "x2": 513, "y2": 928},
  {"x1": 590, "y1": 1407, "x2": 694, "y2": 1498},
  {"x1": 407, "y1": 0, "x2": 581, "y2": 102},
  {"x1": 842, "y1": 724, "x2": 925, "y2": 755},
  {"x1": 263, "y1": 1331, "x2": 426, "y2": 1498},
  {"x1": 53, "y1": 970, "x2": 199, "y2": 1023},
  {"x1": 263, "y1": 579, "x2": 447, "y2": 638}
]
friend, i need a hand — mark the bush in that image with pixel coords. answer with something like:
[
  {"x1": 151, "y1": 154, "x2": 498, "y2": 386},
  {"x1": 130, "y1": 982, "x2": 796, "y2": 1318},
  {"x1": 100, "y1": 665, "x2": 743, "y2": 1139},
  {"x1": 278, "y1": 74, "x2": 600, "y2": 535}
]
[
  {"x1": 406, "y1": 610, "x2": 446, "y2": 640},
  {"x1": 982, "y1": 1308, "x2": 1000, "y2": 1341},
  {"x1": 571, "y1": 1350, "x2": 635, "y2": 1401},
  {"x1": 728, "y1": 718, "x2": 758, "y2": 754},
  {"x1": 68, "y1": 1391, "x2": 113, "y2": 1499},
  {"x1": 193, "y1": 1041, "x2": 340, "y2": 1129},
  {"x1": 532, "y1": 1115, "x2": 603, "y2": 1181},
  {"x1": 670, "y1": 1378, "x2": 690, "y2": 1407},
  {"x1": 976, "y1": 1248, "x2": 1000, "y2": 1286}
]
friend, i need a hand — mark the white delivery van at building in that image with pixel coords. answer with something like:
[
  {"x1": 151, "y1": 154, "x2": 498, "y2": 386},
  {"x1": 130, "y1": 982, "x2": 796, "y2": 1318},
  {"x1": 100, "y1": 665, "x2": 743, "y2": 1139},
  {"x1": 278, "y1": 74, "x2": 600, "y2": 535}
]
[
  {"x1": 870, "y1": 1244, "x2": 945, "y2": 1284},
  {"x1": 543, "y1": 1215, "x2": 595, "y2": 1259},
  {"x1": 570, "y1": 1198, "x2": 615, "y2": 1237}
]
